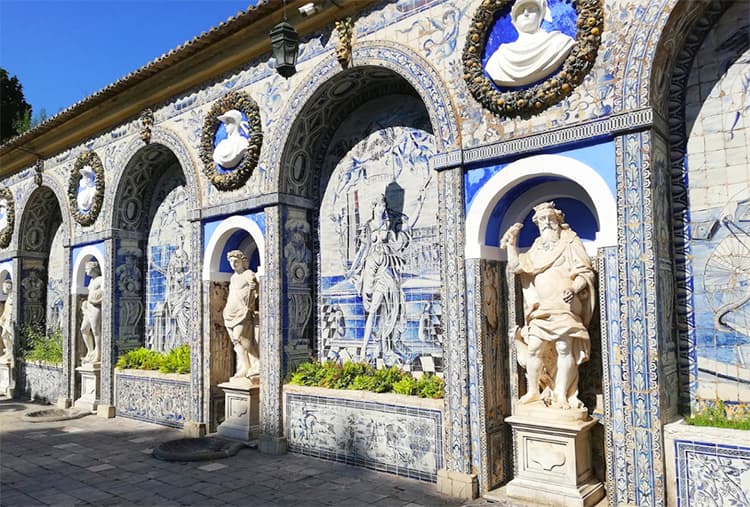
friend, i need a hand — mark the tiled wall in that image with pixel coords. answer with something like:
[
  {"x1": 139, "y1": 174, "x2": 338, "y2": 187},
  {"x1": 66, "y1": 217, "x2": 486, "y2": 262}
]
[
  {"x1": 146, "y1": 184, "x2": 191, "y2": 353},
  {"x1": 46, "y1": 224, "x2": 65, "y2": 333},
  {"x1": 685, "y1": 3, "x2": 750, "y2": 408},
  {"x1": 115, "y1": 371, "x2": 190, "y2": 428},
  {"x1": 318, "y1": 96, "x2": 443, "y2": 373}
]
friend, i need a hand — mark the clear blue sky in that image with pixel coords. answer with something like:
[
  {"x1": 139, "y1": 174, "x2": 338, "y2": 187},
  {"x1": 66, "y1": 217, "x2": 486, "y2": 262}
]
[{"x1": 0, "y1": 1, "x2": 261, "y2": 119}]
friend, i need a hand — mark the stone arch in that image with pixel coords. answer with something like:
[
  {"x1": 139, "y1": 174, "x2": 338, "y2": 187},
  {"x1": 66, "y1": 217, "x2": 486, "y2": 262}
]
[
  {"x1": 107, "y1": 127, "x2": 200, "y2": 229},
  {"x1": 202, "y1": 215, "x2": 265, "y2": 281},
  {"x1": 17, "y1": 176, "x2": 70, "y2": 250},
  {"x1": 465, "y1": 154, "x2": 616, "y2": 260},
  {"x1": 267, "y1": 40, "x2": 461, "y2": 196}
]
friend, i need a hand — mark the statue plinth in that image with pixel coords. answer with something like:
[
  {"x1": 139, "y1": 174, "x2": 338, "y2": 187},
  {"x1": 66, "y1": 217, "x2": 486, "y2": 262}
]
[
  {"x1": 505, "y1": 406, "x2": 604, "y2": 507},
  {"x1": 74, "y1": 363, "x2": 101, "y2": 413},
  {"x1": 216, "y1": 376, "x2": 260, "y2": 441},
  {"x1": 0, "y1": 360, "x2": 14, "y2": 397}
]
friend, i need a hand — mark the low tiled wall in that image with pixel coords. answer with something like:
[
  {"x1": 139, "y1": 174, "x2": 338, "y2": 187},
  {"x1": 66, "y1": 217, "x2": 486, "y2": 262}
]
[
  {"x1": 115, "y1": 369, "x2": 190, "y2": 428},
  {"x1": 16, "y1": 361, "x2": 63, "y2": 403},
  {"x1": 284, "y1": 385, "x2": 444, "y2": 482},
  {"x1": 664, "y1": 420, "x2": 750, "y2": 507}
]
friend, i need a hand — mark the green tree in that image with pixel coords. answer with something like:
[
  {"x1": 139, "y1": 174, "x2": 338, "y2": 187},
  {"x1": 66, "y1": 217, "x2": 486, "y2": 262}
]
[{"x1": 1, "y1": 68, "x2": 32, "y2": 143}]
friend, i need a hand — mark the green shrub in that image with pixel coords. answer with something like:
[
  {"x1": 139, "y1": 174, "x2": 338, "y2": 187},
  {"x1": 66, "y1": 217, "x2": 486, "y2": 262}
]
[
  {"x1": 416, "y1": 373, "x2": 444, "y2": 399},
  {"x1": 21, "y1": 324, "x2": 63, "y2": 364},
  {"x1": 288, "y1": 360, "x2": 443, "y2": 398},
  {"x1": 687, "y1": 400, "x2": 750, "y2": 430},
  {"x1": 160, "y1": 344, "x2": 191, "y2": 374},
  {"x1": 115, "y1": 347, "x2": 164, "y2": 371}
]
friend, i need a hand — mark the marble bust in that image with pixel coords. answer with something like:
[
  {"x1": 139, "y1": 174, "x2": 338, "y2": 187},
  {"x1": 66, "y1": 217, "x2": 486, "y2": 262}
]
[
  {"x1": 0, "y1": 280, "x2": 15, "y2": 366},
  {"x1": 77, "y1": 165, "x2": 97, "y2": 213},
  {"x1": 223, "y1": 250, "x2": 259, "y2": 380},
  {"x1": 0, "y1": 199, "x2": 8, "y2": 232},
  {"x1": 500, "y1": 202, "x2": 596, "y2": 410},
  {"x1": 485, "y1": 0, "x2": 574, "y2": 87},
  {"x1": 213, "y1": 110, "x2": 250, "y2": 169},
  {"x1": 80, "y1": 260, "x2": 103, "y2": 365}
]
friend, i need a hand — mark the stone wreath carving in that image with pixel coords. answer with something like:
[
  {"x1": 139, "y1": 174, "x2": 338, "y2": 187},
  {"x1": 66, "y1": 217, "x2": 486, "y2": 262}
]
[
  {"x1": 68, "y1": 151, "x2": 105, "y2": 226},
  {"x1": 463, "y1": 0, "x2": 603, "y2": 119},
  {"x1": 0, "y1": 187, "x2": 15, "y2": 249},
  {"x1": 200, "y1": 91, "x2": 263, "y2": 191}
]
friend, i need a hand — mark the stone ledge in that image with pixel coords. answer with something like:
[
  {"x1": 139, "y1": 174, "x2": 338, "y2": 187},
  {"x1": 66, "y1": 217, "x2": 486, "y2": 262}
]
[
  {"x1": 437, "y1": 469, "x2": 479, "y2": 500},
  {"x1": 283, "y1": 383, "x2": 443, "y2": 410},
  {"x1": 114, "y1": 368, "x2": 190, "y2": 382}
]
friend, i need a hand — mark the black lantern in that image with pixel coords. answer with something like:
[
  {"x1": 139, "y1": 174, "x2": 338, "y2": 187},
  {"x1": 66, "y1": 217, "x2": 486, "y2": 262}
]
[{"x1": 270, "y1": 21, "x2": 299, "y2": 78}]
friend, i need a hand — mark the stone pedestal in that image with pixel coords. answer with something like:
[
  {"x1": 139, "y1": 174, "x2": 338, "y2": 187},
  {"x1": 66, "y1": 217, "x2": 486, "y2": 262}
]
[
  {"x1": 216, "y1": 378, "x2": 259, "y2": 441},
  {"x1": 0, "y1": 361, "x2": 14, "y2": 397},
  {"x1": 74, "y1": 364, "x2": 100, "y2": 413},
  {"x1": 505, "y1": 408, "x2": 604, "y2": 507}
]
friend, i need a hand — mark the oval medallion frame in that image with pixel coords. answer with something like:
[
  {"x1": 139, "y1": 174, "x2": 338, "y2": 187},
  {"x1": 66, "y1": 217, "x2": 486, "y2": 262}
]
[
  {"x1": 0, "y1": 187, "x2": 15, "y2": 249},
  {"x1": 463, "y1": 0, "x2": 603, "y2": 119},
  {"x1": 200, "y1": 91, "x2": 263, "y2": 192},
  {"x1": 68, "y1": 151, "x2": 105, "y2": 227}
]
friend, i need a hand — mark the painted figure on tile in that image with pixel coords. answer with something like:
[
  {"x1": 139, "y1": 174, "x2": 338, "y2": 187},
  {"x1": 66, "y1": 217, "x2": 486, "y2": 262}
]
[
  {"x1": 485, "y1": 0, "x2": 574, "y2": 87},
  {"x1": 149, "y1": 231, "x2": 190, "y2": 351},
  {"x1": 80, "y1": 260, "x2": 103, "y2": 364},
  {"x1": 501, "y1": 202, "x2": 596, "y2": 409},
  {"x1": 347, "y1": 187, "x2": 427, "y2": 363},
  {"x1": 0, "y1": 280, "x2": 15, "y2": 366},
  {"x1": 76, "y1": 165, "x2": 97, "y2": 213},
  {"x1": 484, "y1": 264, "x2": 500, "y2": 330},
  {"x1": 223, "y1": 250, "x2": 259, "y2": 379},
  {"x1": 213, "y1": 110, "x2": 250, "y2": 169}
]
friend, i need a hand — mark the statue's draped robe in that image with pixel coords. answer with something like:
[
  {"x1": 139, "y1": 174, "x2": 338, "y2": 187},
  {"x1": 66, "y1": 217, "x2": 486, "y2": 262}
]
[{"x1": 485, "y1": 30, "x2": 574, "y2": 87}]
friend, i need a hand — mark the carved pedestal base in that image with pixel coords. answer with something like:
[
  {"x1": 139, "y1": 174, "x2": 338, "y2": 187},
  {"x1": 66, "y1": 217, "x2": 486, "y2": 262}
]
[
  {"x1": 74, "y1": 365, "x2": 100, "y2": 413},
  {"x1": 0, "y1": 361, "x2": 14, "y2": 397},
  {"x1": 216, "y1": 378, "x2": 259, "y2": 441},
  {"x1": 505, "y1": 410, "x2": 604, "y2": 507}
]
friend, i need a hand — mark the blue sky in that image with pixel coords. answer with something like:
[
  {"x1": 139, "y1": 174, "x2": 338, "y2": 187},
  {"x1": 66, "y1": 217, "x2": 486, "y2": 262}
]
[{"x1": 0, "y1": 1, "x2": 261, "y2": 118}]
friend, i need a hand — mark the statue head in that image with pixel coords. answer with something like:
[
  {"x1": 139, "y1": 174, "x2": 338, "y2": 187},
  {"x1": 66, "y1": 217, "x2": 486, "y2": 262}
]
[
  {"x1": 531, "y1": 201, "x2": 569, "y2": 237},
  {"x1": 227, "y1": 250, "x2": 249, "y2": 271},
  {"x1": 85, "y1": 260, "x2": 101, "y2": 277},
  {"x1": 218, "y1": 110, "x2": 246, "y2": 137},
  {"x1": 80, "y1": 165, "x2": 96, "y2": 187},
  {"x1": 511, "y1": 0, "x2": 552, "y2": 34},
  {"x1": 2, "y1": 279, "x2": 11, "y2": 294}
]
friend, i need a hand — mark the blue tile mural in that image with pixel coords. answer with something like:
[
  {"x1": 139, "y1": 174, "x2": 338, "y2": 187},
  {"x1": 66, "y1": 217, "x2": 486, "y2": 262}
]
[{"x1": 319, "y1": 96, "x2": 443, "y2": 373}]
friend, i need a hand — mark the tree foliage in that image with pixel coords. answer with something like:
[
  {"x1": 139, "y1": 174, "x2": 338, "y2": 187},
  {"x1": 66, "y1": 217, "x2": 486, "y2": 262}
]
[{"x1": 1, "y1": 68, "x2": 32, "y2": 144}]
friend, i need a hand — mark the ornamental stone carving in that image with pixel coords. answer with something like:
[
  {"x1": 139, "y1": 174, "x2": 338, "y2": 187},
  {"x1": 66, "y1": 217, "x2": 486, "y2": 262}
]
[
  {"x1": 68, "y1": 151, "x2": 105, "y2": 226},
  {"x1": 0, "y1": 187, "x2": 15, "y2": 249},
  {"x1": 463, "y1": 0, "x2": 603, "y2": 119},
  {"x1": 200, "y1": 91, "x2": 262, "y2": 191}
]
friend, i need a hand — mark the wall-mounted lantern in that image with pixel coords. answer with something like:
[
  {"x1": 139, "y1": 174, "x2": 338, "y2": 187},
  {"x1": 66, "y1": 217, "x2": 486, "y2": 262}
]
[{"x1": 270, "y1": 20, "x2": 299, "y2": 79}]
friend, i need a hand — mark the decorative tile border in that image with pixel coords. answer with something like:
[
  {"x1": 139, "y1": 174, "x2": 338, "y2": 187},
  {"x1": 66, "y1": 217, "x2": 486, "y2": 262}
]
[
  {"x1": 115, "y1": 370, "x2": 190, "y2": 428},
  {"x1": 285, "y1": 386, "x2": 444, "y2": 482}
]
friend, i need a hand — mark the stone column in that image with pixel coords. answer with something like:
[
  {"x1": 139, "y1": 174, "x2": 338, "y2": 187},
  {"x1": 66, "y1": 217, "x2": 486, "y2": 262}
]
[
  {"x1": 58, "y1": 244, "x2": 74, "y2": 408},
  {"x1": 96, "y1": 238, "x2": 116, "y2": 418},
  {"x1": 185, "y1": 216, "x2": 206, "y2": 437},
  {"x1": 435, "y1": 166, "x2": 477, "y2": 500},
  {"x1": 258, "y1": 205, "x2": 286, "y2": 454}
]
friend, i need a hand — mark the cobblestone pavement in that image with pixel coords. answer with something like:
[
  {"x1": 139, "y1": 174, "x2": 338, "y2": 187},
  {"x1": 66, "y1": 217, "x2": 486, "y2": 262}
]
[{"x1": 0, "y1": 399, "x2": 512, "y2": 507}]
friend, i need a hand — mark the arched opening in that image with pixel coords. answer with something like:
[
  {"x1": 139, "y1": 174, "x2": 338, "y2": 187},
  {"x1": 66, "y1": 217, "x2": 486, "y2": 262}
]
[
  {"x1": 112, "y1": 143, "x2": 192, "y2": 357},
  {"x1": 203, "y1": 216, "x2": 263, "y2": 432}
]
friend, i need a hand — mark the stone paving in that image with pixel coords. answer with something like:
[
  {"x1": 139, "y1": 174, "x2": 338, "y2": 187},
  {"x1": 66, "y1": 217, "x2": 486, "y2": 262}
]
[{"x1": 0, "y1": 399, "x2": 512, "y2": 507}]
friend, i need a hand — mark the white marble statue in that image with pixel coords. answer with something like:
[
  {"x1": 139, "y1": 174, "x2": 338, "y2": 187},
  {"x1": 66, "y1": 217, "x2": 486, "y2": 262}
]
[
  {"x1": 213, "y1": 110, "x2": 250, "y2": 169},
  {"x1": 80, "y1": 260, "x2": 103, "y2": 364},
  {"x1": 77, "y1": 165, "x2": 97, "y2": 213},
  {"x1": 0, "y1": 280, "x2": 15, "y2": 366},
  {"x1": 223, "y1": 250, "x2": 259, "y2": 380},
  {"x1": 485, "y1": 0, "x2": 574, "y2": 87},
  {"x1": 500, "y1": 202, "x2": 596, "y2": 410}
]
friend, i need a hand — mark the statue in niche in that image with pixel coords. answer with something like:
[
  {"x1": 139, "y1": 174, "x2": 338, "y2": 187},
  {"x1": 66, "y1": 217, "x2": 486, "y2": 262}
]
[
  {"x1": 346, "y1": 189, "x2": 426, "y2": 363},
  {"x1": 76, "y1": 165, "x2": 97, "y2": 213},
  {"x1": 0, "y1": 280, "x2": 15, "y2": 366},
  {"x1": 80, "y1": 260, "x2": 103, "y2": 365},
  {"x1": 485, "y1": 0, "x2": 574, "y2": 87},
  {"x1": 500, "y1": 202, "x2": 596, "y2": 410},
  {"x1": 212, "y1": 110, "x2": 250, "y2": 169},
  {"x1": 223, "y1": 250, "x2": 259, "y2": 380}
]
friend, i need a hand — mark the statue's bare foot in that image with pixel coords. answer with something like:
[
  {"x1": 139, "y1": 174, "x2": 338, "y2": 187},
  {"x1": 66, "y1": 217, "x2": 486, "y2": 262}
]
[
  {"x1": 245, "y1": 368, "x2": 260, "y2": 378},
  {"x1": 519, "y1": 392, "x2": 541, "y2": 404},
  {"x1": 233, "y1": 368, "x2": 248, "y2": 378}
]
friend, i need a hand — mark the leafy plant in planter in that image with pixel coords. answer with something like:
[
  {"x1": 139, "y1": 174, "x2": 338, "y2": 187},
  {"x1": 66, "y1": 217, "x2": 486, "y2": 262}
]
[
  {"x1": 687, "y1": 399, "x2": 750, "y2": 430},
  {"x1": 116, "y1": 344, "x2": 190, "y2": 374},
  {"x1": 288, "y1": 360, "x2": 444, "y2": 399},
  {"x1": 19, "y1": 324, "x2": 63, "y2": 364}
]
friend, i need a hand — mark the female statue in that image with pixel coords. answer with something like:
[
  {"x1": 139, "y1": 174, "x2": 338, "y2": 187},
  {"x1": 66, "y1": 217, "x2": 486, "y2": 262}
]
[
  {"x1": 80, "y1": 260, "x2": 103, "y2": 364},
  {"x1": 0, "y1": 279, "x2": 14, "y2": 366}
]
